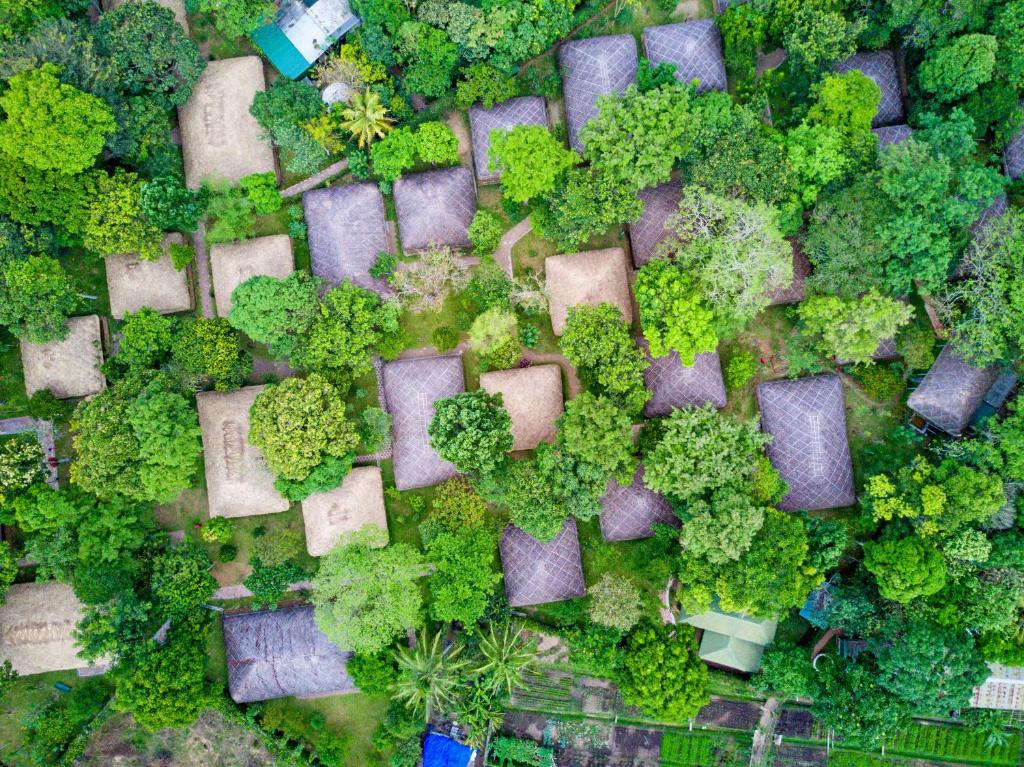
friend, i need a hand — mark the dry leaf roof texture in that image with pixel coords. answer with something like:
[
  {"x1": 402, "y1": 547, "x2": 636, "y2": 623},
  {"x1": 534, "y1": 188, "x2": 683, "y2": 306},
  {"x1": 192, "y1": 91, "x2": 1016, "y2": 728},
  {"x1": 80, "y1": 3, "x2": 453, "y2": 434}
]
[
  {"x1": 500, "y1": 519, "x2": 586, "y2": 607},
  {"x1": 641, "y1": 338, "x2": 726, "y2": 417},
  {"x1": 105, "y1": 234, "x2": 193, "y2": 319},
  {"x1": 600, "y1": 464, "x2": 678, "y2": 542},
  {"x1": 0, "y1": 582, "x2": 91, "y2": 675},
  {"x1": 629, "y1": 181, "x2": 682, "y2": 268},
  {"x1": 468, "y1": 96, "x2": 549, "y2": 184},
  {"x1": 393, "y1": 167, "x2": 477, "y2": 252},
  {"x1": 641, "y1": 20, "x2": 727, "y2": 93},
  {"x1": 478, "y1": 365, "x2": 563, "y2": 452},
  {"x1": 560, "y1": 35, "x2": 638, "y2": 152},
  {"x1": 545, "y1": 248, "x2": 633, "y2": 336},
  {"x1": 301, "y1": 466, "x2": 389, "y2": 557},
  {"x1": 210, "y1": 234, "x2": 294, "y2": 317},
  {"x1": 907, "y1": 345, "x2": 999, "y2": 436},
  {"x1": 20, "y1": 315, "x2": 105, "y2": 400}
]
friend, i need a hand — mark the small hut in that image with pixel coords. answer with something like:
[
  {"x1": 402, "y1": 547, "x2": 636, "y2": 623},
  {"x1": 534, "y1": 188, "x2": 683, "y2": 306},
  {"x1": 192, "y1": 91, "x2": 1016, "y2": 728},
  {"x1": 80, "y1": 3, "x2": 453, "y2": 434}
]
[
  {"x1": 560, "y1": 35, "x2": 638, "y2": 152},
  {"x1": 0, "y1": 582, "x2": 95, "y2": 675},
  {"x1": 478, "y1": 365, "x2": 563, "y2": 452},
  {"x1": 641, "y1": 20, "x2": 727, "y2": 93},
  {"x1": 21, "y1": 315, "x2": 105, "y2": 399},
  {"x1": 303, "y1": 182, "x2": 390, "y2": 293},
  {"x1": 468, "y1": 96, "x2": 549, "y2": 184},
  {"x1": 641, "y1": 338, "x2": 726, "y2": 417},
  {"x1": 393, "y1": 168, "x2": 476, "y2": 253},
  {"x1": 599, "y1": 465, "x2": 678, "y2": 542},
  {"x1": 906, "y1": 345, "x2": 999, "y2": 436},
  {"x1": 500, "y1": 519, "x2": 586, "y2": 607},
  {"x1": 105, "y1": 234, "x2": 193, "y2": 319},
  {"x1": 301, "y1": 466, "x2": 388, "y2": 557},
  {"x1": 545, "y1": 248, "x2": 633, "y2": 336},
  {"x1": 834, "y1": 50, "x2": 905, "y2": 128},
  {"x1": 210, "y1": 234, "x2": 294, "y2": 317},
  {"x1": 629, "y1": 181, "x2": 682, "y2": 268},
  {"x1": 681, "y1": 606, "x2": 778, "y2": 674}
]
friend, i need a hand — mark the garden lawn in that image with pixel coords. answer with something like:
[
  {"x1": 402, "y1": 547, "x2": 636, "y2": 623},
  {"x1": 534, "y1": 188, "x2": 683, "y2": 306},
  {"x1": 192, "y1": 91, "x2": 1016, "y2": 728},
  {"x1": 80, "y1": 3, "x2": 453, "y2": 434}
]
[
  {"x1": 262, "y1": 693, "x2": 392, "y2": 767},
  {"x1": 0, "y1": 670, "x2": 84, "y2": 767}
]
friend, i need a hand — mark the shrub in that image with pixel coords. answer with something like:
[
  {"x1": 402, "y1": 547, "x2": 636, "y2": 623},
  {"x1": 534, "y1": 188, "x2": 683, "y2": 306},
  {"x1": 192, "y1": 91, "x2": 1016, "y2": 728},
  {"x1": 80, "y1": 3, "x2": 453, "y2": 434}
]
[
  {"x1": 219, "y1": 543, "x2": 238, "y2": 562},
  {"x1": 432, "y1": 325, "x2": 460, "y2": 353},
  {"x1": 752, "y1": 454, "x2": 788, "y2": 506},
  {"x1": 244, "y1": 560, "x2": 306, "y2": 610},
  {"x1": 201, "y1": 516, "x2": 233, "y2": 544},
  {"x1": 430, "y1": 477, "x2": 487, "y2": 530},
  {"x1": 251, "y1": 529, "x2": 302, "y2": 568},
  {"x1": 369, "y1": 251, "x2": 397, "y2": 280},
  {"x1": 348, "y1": 651, "x2": 398, "y2": 696},
  {"x1": 415, "y1": 121, "x2": 459, "y2": 166},
  {"x1": 895, "y1": 324, "x2": 936, "y2": 371},
  {"x1": 469, "y1": 307, "x2": 518, "y2": 359},
  {"x1": 855, "y1": 363, "x2": 905, "y2": 401},
  {"x1": 358, "y1": 407, "x2": 393, "y2": 453},
  {"x1": 519, "y1": 323, "x2": 539, "y2": 348},
  {"x1": 168, "y1": 242, "x2": 195, "y2": 270},
  {"x1": 468, "y1": 210, "x2": 504, "y2": 255},
  {"x1": 726, "y1": 348, "x2": 758, "y2": 389},
  {"x1": 239, "y1": 172, "x2": 282, "y2": 215}
]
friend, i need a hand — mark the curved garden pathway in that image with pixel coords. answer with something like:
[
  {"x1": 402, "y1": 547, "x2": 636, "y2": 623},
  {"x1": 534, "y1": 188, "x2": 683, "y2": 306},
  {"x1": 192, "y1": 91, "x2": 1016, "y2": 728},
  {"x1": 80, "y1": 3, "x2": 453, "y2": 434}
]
[
  {"x1": 494, "y1": 217, "x2": 533, "y2": 277},
  {"x1": 191, "y1": 222, "x2": 215, "y2": 319},
  {"x1": 280, "y1": 158, "x2": 350, "y2": 198}
]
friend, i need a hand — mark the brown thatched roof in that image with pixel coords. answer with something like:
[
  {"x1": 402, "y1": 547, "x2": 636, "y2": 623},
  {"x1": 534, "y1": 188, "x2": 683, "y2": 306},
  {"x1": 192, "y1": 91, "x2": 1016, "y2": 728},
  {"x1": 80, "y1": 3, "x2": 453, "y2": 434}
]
[
  {"x1": 106, "y1": 234, "x2": 193, "y2": 319},
  {"x1": 641, "y1": 20, "x2": 727, "y2": 93},
  {"x1": 479, "y1": 365, "x2": 563, "y2": 451},
  {"x1": 757, "y1": 375, "x2": 855, "y2": 511},
  {"x1": 301, "y1": 466, "x2": 388, "y2": 557},
  {"x1": 303, "y1": 182, "x2": 391, "y2": 294},
  {"x1": 196, "y1": 385, "x2": 290, "y2": 519},
  {"x1": 545, "y1": 248, "x2": 633, "y2": 336},
  {"x1": 468, "y1": 97, "x2": 549, "y2": 184},
  {"x1": 560, "y1": 35, "x2": 638, "y2": 152},
  {"x1": 21, "y1": 315, "x2": 105, "y2": 400},
  {"x1": 907, "y1": 345, "x2": 999, "y2": 436},
  {"x1": 834, "y1": 50, "x2": 904, "y2": 128},
  {"x1": 393, "y1": 167, "x2": 476, "y2": 252},
  {"x1": 381, "y1": 355, "x2": 465, "y2": 490},
  {"x1": 178, "y1": 56, "x2": 275, "y2": 190},
  {"x1": 629, "y1": 181, "x2": 681, "y2": 268},
  {"x1": 600, "y1": 464, "x2": 677, "y2": 542},
  {"x1": 224, "y1": 605, "x2": 355, "y2": 703},
  {"x1": 0, "y1": 582, "x2": 91, "y2": 675},
  {"x1": 641, "y1": 337, "x2": 726, "y2": 416},
  {"x1": 210, "y1": 234, "x2": 294, "y2": 317},
  {"x1": 500, "y1": 519, "x2": 585, "y2": 607}
]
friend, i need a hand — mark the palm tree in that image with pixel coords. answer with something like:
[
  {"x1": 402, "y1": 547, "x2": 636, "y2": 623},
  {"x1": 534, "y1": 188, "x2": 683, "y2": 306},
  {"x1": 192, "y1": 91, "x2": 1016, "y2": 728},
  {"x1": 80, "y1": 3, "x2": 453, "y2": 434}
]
[
  {"x1": 338, "y1": 88, "x2": 394, "y2": 148},
  {"x1": 474, "y1": 623, "x2": 536, "y2": 699},
  {"x1": 392, "y1": 631, "x2": 468, "y2": 722}
]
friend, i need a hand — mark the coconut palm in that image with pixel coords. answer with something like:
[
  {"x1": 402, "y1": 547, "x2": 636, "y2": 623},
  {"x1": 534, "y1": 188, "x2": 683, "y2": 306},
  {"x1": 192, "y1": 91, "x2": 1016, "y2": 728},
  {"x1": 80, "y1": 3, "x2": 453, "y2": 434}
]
[
  {"x1": 392, "y1": 630, "x2": 468, "y2": 722},
  {"x1": 474, "y1": 623, "x2": 536, "y2": 699},
  {"x1": 338, "y1": 88, "x2": 394, "y2": 148}
]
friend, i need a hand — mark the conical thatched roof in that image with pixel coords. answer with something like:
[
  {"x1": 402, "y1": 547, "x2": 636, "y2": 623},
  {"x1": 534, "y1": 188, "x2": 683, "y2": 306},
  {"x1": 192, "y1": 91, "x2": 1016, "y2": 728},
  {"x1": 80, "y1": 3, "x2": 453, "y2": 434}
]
[
  {"x1": 641, "y1": 337, "x2": 726, "y2": 417},
  {"x1": 478, "y1": 364, "x2": 563, "y2": 451},
  {"x1": 468, "y1": 96, "x2": 549, "y2": 184},
  {"x1": 907, "y1": 345, "x2": 999, "y2": 436},
  {"x1": 641, "y1": 20, "x2": 727, "y2": 93},
  {"x1": 560, "y1": 35, "x2": 638, "y2": 152},
  {"x1": 545, "y1": 248, "x2": 633, "y2": 336},
  {"x1": 834, "y1": 50, "x2": 905, "y2": 128},
  {"x1": 628, "y1": 181, "x2": 681, "y2": 268},
  {"x1": 301, "y1": 466, "x2": 388, "y2": 557},
  {"x1": 500, "y1": 519, "x2": 585, "y2": 607},
  {"x1": 106, "y1": 234, "x2": 193, "y2": 319},
  {"x1": 599, "y1": 464, "x2": 677, "y2": 542},
  {"x1": 210, "y1": 235, "x2": 294, "y2": 317},
  {"x1": 393, "y1": 167, "x2": 476, "y2": 252},
  {"x1": 757, "y1": 375, "x2": 855, "y2": 511}
]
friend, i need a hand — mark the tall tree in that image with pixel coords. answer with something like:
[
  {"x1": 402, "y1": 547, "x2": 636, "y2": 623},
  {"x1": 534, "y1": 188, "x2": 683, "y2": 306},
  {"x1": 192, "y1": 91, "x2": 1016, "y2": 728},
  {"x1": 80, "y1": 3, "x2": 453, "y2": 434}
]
[{"x1": 618, "y1": 623, "x2": 708, "y2": 722}]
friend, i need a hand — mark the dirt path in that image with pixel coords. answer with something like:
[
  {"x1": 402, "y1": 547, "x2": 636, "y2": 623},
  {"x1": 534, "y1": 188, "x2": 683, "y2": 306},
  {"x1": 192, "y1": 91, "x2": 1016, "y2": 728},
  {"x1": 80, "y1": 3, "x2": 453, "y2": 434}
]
[
  {"x1": 445, "y1": 111, "x2": 474, "y2": 170},
  {"x1": 494, "y1": 217, "x2": 533, "y2": 277},
  {"x1": 750, "y1": 697, "x2": 781, "y2": 767},
  {"x1": 191, "y1": 223, "x2": 215, "y2": 319},
  {"x1": 212, "y1": 580, "x2": 312, "y2": 601},
  {"x1": 280, "y1": 158, "x2": 350, "y2": 198}
]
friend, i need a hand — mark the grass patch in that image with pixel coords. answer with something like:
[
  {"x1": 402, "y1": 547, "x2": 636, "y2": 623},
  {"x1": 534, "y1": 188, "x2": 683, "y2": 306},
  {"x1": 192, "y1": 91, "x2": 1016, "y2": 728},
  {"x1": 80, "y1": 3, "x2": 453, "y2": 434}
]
[
  {"x1": 262, "y1": 693, "x2": 392, "y2": 767},
  {"x1": 0, "y1": 332, "x2": 27, "y2": 419},
  {"x1": 206, "y1": 614, "x2": 228, "y2": 687},
  {"x1": 188, "y1": 12, "x2": 256, "y2": 60},
  {"x1": 0, "y1": 670, "x2": 84, "y2": 767}
]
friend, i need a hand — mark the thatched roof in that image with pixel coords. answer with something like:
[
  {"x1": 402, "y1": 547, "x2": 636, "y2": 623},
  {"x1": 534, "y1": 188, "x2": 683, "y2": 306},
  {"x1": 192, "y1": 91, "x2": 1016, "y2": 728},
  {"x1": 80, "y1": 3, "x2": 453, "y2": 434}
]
[
  {"x1": 599, "y1": 464, "x2": 677, "y2": 542},
  {"x1": 21, "y1": 315, "x2": 105, "y2": 400},
  {"x1": 301, "y1": 466, "x2": 388, "y2": 557},
  {"x1": 629, "y1": 181, "x2": 681, "y2": 268},
  {"x1": 545, "y1": 248, "x2": 633, "y2": 336},
  {"x1": 468, "y1": 97, "x2": 549, "y2": 184},
  {"x1": 766, "y1": 241, "x2": 811, "y2": 306},
  {"x1": 478, "y1": 364, "x2": 563, "y2": 451},
  {"x1": 382, "y1": 355, "x2": 465, "y2": 490},
  {"x1": 393, "y1": 167, "x2": 476, "y2": 253},
  {"x1": 560, "y1": 35, "x2": 638, "y2": 152},
  {"x1": 500, "y1": 519, "x2": 585, "y2": 607},
  {"x1": 757, "y1": 375, "x2": 855, "y2": 511},
  {"x1": 178, "y1": 56, "x2": 275, "y2": 190},
  {"x1": 641, "y1": 337, "x2": 726, "y2": 417},
  {"x1": 641, "y1": 20, "x2": 727, "y2": 93},
  {"x1": 834, "y1": 50, "x2": 904, "y2": 128},
  {"x1": 224, "y1": 605, "x2": 354, "y2": 703},
  {"x1": 106, "y1": 234, "x2": 193, "y2": 319},
  {"x1": 104, "y1": 0, "x2": 188, "y2": 32},
  {"x1": 971, "y1": 664, "x2": 1024, "y2": 711},
  {"x1": 873, "y1": 124, "x2": 912, "y2": 148},
  {"x1": 210, "y1": 234, "x2": 294, "y2": 317},
  {"x1": 907, "y1": 344, "x2": 999, "y2": 436},
  {"x1": 196, "y1": 385, "x2": 290, "y2": 519},
  {"x1": 0, "y1": 582, "x2": 91, "y2": 675},
  {"x1": 971, "y1": 194, "x2": 1009, "y2": 242},
  {"x1": 1004, "y1": 101, "x2": 1024, "y2": 180},
  {"x1": 303, "y1": 182, "x2": 390, "y2": 294}
]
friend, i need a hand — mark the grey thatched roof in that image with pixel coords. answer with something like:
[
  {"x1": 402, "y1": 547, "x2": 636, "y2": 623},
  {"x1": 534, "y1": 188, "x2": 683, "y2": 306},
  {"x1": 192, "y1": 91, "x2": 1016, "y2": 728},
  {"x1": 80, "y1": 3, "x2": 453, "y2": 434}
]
[
  {"x1": 642, "y1": 20, "x2": 727, "y2": 93},
  {"x1": 500, "y1": 519, "x2": 585, "y2": 607},
  {"x1": 971, "y1": 194, "x2": 1009, "y2": 243},
  {"x1": 766, "y1": 242, "x2": 811, "y2": 306},
  {"x1": 303, "y1": 182, "x2": 391, "y2": 294},
  {"x1": 382, "y1": 355, "x2": 465, "y2": 490},
  {"x1": 1004, "y1": 102, "x2": 1024, "y2": 180},
  {"x1": 757, "y1": 375, "x2": 855, "y2": 511},
  {"x1": 873, "y1": 124, "x2": 913, "y2": 147},
  {"x1": 907, "y1": 345, "x2": 999, "y2": 436},
  {"x1": 560, "y1": 35, "x2": 638, "y2": 152},
  {"x1": 629, "y1": 181, "x2": 681, "y2": 268},
  {"x1": 393, "y1": 167, "x2": 476, "y2": 252},
  {"x1": 641, "y1": 337, "x2": 726, "y2": 416},
  {"x1": 224, "y1": 605, "x2": 354, "y2": 703},
  {"x1": 600, "y1": 464, "x2": 677, "y2": 542},
  {"x1": 834, "y1": 50, "x2": 904, "y2": 128},
  {"x1": 468, "y1": 97, "x2": 549, "y2": 184}
]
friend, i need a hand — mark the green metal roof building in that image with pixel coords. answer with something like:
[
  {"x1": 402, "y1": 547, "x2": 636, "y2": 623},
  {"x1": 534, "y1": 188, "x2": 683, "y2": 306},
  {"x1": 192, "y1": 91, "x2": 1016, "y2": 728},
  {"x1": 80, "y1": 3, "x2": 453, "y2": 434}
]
[
  {"x1": 252, "y1": 0, "x2": 360, "y2": 80},
  {"x1": 681, "y1": 607, "x2": 778, "y2": 673}
]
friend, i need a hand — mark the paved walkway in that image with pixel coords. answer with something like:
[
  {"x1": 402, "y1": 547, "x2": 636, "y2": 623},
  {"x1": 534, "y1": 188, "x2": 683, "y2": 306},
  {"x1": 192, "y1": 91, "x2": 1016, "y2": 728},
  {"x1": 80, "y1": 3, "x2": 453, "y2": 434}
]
[
  {"x1": 212, "y1": 579, "x2": 313, "y2": 601},
  {"x1": 280, "y1": 158, "x2": 350, "y2": 198},
  {"x1": 191, "y1": 222, "x2": 215, "y2": 319},
  {"x1": 750, "y1": 697, "x2": 781, "y2": 767},
  {"x1": 493, "y1": 217, "x2": 533, "y2": 277}
]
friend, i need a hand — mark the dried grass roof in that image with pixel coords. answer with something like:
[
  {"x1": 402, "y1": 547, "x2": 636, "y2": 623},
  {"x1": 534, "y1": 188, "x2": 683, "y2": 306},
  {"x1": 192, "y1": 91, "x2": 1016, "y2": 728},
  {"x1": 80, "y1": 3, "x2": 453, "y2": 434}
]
[
  {"x1": 106, "y1": 234, "x2": 193, "y2": 319},
  {"x1": 21, "y1": 315, "x2": 105, "y2": 400},
  {"x1": 197, "y1": 385, "x2": 290, "y2": 519},
  {"x1": 1005, "y1": 100, "x2": 1024, "y2": 180},
  {"x1": 907, "y1": 345, "x2": 999, "y2": 436},
  {"x1": 210, "y1": 234, "x2": 294, "y2": 317},
  {"x1": 972, "y1": 663, "x2": 1024, "y2": 711},
  {"x1": 381, "y1": 355, "x2": 465, "y2": 491},
  {"x1": 178, "y1": 56, "x2": 276, "y2": 190},
  {"x1": 479, "y1": 364, "x2": 563, "y2": 451},
  {"x1": 393, "y1": 167, "x2": 476, "y2": 252},
  {"x1": 468, "y1": 96, "x2": 549, "y2": 184},
  {"x1": 834, "y1": 50, "x2": 904, "y2": 128},
  {"x1": 104, "y1": 0, "x2": 189, "y2": 32},
  {"x1": 303, "y1": 182, "x2": 391, "y2": 294},
  {"x1": 0, "y1": 582, "x2": 90, "y2": 675},
  {"x1": 599, "y1": 464, "x2": 677, "y2": 542},
  {"x1": 766, "y1": 241, "x2": 811, "y2": 306},
  {"x1": 641, "y1": 20, "x2": 727, "y2": 93},
  {"x1": 629, "y1": 181, "x2": 681, "y2": 268},
  {"x1": 301, "y1": 466, "x2": 388, "y2": 557},
  {"x1": 500, "y1": 519, "x2": 585, "y2": 607},
  {"x1": 641, "y1": 337, "x2": 726, "y2": 417},
  {"x1": 560, "y1": 35, "x2": 638, "y2": 152},
  {"x1": 545, "y1": 248, "x2": 633, "y2": 336},
  {"x1": 873, "y1": 124, "x2": 913, "y2": 148},
  {"x1": 224, "y1": 605, "x2": 354, "y2": 703},
  {"x1": 757, "y1": 375, "x2": 855, "y2": 511}
]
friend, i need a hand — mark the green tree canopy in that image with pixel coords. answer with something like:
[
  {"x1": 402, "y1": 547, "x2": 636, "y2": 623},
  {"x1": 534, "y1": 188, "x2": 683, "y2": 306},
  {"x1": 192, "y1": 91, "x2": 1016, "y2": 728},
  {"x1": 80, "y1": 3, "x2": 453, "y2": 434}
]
[
  {"x1": 0, "y1": 254, "x2": 78, "y2": 342},
  {"x1": 556, "y1": 392, "x2": 638, "y2": 485},
  {"x1": 796, "y1": 289, "x2": 913, "y2": 365},
  {"x1": 918, "y1": 33, "x2": 997, "y2": 103},
  {"x1": 863, "y1": 535, "x2": 948, "y2": 604},
  {"x1": 83, "y1": 169, "x2": 163, "y2": 260},
  {"x1": 489, "y1": 125, "x2": 579, "y2": 203},
  {"x1": 227, "y1": 271, "x2": 321, "y2": 359},
  {"x1": 428, "y1": 390, "x2": 514, "y2": 476},
  {"x1": 634, "y1": 259, "x2": 718, "y2": 364},
  {"x1": 618, "y1": 623, "x2": 709, "y2": 722},
  {"x1": 425, "y1": 527, "x2": 501, "y2": 628}
]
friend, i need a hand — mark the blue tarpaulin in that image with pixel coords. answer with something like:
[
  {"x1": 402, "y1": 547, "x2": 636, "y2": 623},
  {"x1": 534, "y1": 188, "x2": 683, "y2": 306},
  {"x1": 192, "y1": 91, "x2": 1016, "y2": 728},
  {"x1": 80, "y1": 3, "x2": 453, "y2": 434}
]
[{"x1": 422, "y1": 733, "x2": 475, "y2": 767}]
